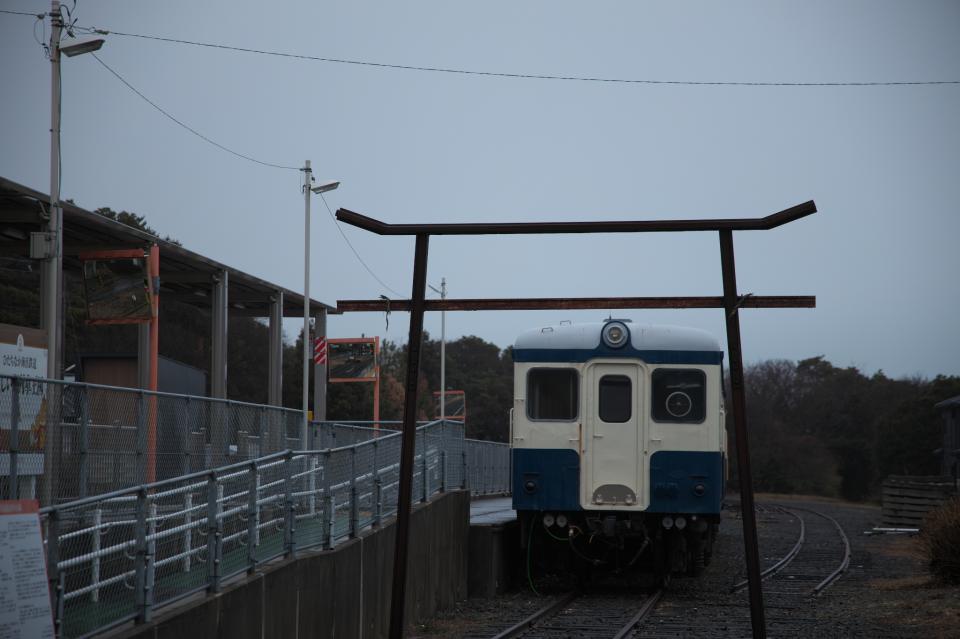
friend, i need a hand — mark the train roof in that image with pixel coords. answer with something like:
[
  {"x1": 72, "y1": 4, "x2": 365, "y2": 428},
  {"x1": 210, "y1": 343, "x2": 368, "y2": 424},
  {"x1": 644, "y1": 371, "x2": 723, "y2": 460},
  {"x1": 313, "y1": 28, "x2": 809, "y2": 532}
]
[{"x1": 512, "y1": 321, "x2": 723, "y2": 365}]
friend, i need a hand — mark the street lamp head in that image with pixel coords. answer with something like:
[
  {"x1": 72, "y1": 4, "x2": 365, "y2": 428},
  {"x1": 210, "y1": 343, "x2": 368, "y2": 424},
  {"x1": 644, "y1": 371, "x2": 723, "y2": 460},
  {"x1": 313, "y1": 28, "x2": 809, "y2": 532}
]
[
  {"x1": 60, "y1": 37, "x2": 105, "y2": 57},
  {"x1": 310, "y1": 180, "x2": 340, "y2": 195}
]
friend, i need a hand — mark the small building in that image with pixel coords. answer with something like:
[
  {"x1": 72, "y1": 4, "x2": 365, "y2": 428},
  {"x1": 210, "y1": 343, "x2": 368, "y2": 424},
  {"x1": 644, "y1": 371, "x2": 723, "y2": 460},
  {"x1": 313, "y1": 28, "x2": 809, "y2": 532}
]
[{"x1": 936, "y1": 395, "x2": 960, "y2": 487}]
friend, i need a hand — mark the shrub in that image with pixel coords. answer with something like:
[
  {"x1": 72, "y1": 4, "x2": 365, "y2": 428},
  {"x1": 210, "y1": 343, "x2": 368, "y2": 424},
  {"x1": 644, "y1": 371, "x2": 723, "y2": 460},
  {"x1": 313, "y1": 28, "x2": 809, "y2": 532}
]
[{"x1": 919, "y1": 497, "x2": 960, "y2": 584}]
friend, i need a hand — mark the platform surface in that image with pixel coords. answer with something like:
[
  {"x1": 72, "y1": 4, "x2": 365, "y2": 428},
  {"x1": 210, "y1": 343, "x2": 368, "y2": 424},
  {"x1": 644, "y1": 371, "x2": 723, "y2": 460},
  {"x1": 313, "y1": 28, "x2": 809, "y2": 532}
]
[{"x1": 470, "y1": 496, "x2": 516, "y2": 525}]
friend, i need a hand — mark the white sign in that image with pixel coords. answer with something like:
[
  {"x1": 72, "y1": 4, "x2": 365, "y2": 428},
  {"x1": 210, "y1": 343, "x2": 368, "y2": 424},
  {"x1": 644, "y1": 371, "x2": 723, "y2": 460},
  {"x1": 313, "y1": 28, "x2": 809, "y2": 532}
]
[
  {"x1": 0, "y1": 334, "x2": 47, "y2": 438},
  {"x1": 0, "y1": 500, "x2": 55, "y2": 638}
]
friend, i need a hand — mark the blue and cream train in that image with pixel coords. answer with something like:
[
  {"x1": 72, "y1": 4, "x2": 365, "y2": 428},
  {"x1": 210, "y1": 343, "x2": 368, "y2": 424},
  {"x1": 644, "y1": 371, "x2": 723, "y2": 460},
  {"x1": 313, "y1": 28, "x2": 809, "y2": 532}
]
[{"x1": 511, "y1": 318, "x2": 726, "y2": 576}]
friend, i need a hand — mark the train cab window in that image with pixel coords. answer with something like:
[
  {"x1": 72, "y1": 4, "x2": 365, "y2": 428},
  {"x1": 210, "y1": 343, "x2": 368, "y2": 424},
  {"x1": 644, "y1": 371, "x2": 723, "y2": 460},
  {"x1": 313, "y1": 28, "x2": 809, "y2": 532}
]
[
  {"x1": 527, "y1": 368, "x2": 578, "y2": 420},
  {"x1": 598, "y1": 375, "x2": 631, "y2": 423},
  {"x1": 652, "y1": 369, "x2": 706, "y2": 423}
]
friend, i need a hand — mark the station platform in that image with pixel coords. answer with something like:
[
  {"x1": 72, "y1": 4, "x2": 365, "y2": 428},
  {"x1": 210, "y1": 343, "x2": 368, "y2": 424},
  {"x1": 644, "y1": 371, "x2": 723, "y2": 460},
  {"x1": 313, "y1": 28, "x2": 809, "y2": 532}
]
[
  {"x1": 470, "y1": 496, "x2": 516, "y2": 525},
  {"x1": 468, "y1": 497, "x2": 519, "y2": 597}
]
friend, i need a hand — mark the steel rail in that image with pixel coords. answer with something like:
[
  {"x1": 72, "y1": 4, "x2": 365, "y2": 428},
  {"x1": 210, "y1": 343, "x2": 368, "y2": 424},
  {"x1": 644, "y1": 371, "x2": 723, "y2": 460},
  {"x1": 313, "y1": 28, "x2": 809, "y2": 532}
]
[
  {"x1": 806, "y1": 509, "x2": 852, "y2": 596},
  {"x1": 489, "y1": 591, "x2": 580, "y2": 639},
  {"x1": 611, "y1": 589, "x2": 664, "y2": 639},
  {"x1": 731, "y1": 506, "x2": 807, "y2": 592},
  {"x1": 336, "y1": 201, "x2": 817, "y2": 236}
]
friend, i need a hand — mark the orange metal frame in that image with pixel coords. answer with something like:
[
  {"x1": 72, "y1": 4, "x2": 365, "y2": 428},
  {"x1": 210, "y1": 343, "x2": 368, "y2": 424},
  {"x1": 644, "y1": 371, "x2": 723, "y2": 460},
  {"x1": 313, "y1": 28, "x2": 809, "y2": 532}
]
[{"x1": 78, "y1": 246, "x2": 160, "y2": 482}]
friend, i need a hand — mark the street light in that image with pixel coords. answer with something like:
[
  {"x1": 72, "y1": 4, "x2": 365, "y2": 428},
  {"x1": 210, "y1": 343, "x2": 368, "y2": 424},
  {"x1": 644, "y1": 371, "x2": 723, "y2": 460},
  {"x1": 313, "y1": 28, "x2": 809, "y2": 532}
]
[
  {"x1": 45, "y1": 5, "x2": 106, "y2": 386},
  {"x1": 42, "y1": 3, "x2": 105, "y2": 506},
  {"x1": 428, "y1": 278, "x2": 447, "y2": 422},
  {"x1": 302, "y1": 160, "x2": 339, "y2": 447}
]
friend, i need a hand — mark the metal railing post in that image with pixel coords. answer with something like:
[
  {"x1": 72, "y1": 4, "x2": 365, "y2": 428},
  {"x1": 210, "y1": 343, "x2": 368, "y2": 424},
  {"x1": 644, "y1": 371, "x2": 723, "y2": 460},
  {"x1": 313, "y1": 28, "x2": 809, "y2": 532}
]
[
  {"x1": 182, "y1": 397, "x2": 192, "y2": 476},
  {"x1": 134, "y1": 489, "x2": 148, "y2": 623},
  {"x1": 258, "y1": 406, "x2": 266, "y2": 454},
  {"x1": 91, "y1": 507, "x2": 102, "y2": 602},
  {"x1": 420, "y1": 431, "x2": 428, "y2": 503},
  {"x1": 9, "y1": 378, "x2": 19, "y2": 499},
  {"x1": 78, "y1": 388, "x2": 89, "y2": 499},
  {"x1": 145, "y1": 501, "x2": 157, "y2": 623},
  {"x1": 183, "y1": 492, "x2": 193, "y2": 572},
  {"x1": 349, "y1": 447, "x2": 359, "y2": 538},
  {"x1": 46, "y1": 509, "x2": 62, "y2": 634},
  {"x1": 440, "y1": 421, "x2": 447, "y2": 493},
  {"x1": 247, "y1": 460, "x2": 259, "y2": 572},
  {"x1": 283, "y1": 451, "x2": 296, "y2": 557},
  {"x1": 136, "y1": 390, "x2": 147, "y2": 484},
  {"x1": 322, "y1": 450, "x2": 333, "y2": 549},
  {"x1": 373, "y1": 438, "x2": 382, "y2": 526},
  {"x1": 206, "y1": 472, "x2": 222, "y2": 593}
]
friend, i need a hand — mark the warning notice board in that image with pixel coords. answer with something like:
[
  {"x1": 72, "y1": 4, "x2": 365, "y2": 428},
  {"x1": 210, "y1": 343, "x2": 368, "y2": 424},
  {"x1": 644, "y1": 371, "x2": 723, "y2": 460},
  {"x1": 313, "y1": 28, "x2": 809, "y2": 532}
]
[{"x1": 0, "y1": 500, "x2": 54, "y2": 638}]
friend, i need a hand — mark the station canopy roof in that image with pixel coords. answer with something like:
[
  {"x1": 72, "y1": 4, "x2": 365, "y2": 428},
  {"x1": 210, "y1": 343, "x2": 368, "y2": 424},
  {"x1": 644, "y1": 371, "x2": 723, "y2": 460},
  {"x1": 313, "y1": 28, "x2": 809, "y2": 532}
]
[{"x1": 0, "y1": 176, "x2": 332, "y2": 317}]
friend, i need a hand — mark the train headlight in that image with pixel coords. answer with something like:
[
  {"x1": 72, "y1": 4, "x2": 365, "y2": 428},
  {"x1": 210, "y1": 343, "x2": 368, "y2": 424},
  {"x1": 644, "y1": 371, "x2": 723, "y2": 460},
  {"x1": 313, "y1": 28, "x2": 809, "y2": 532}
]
[
  {"x1": 661, "y1": 516, "x2": 674, "y2": 530},
  {"x1": 675, "y1": 516, "x2": 687, "y2": 530},
  {"x1": 543, "y1": 513, "x2": 556, "y2": 527},
  {"x1": 693, "y1": 483, "x2": 706, "y2": 497},
  {"x1": 602, "y1": 321, "x2": 629, "y2": 349},
  {"x1": 556, "y1": 514, "x2": 568, "y2": 528},
  {"x1": 524, "y1": 480, "x2": 537, "y2": 493}
]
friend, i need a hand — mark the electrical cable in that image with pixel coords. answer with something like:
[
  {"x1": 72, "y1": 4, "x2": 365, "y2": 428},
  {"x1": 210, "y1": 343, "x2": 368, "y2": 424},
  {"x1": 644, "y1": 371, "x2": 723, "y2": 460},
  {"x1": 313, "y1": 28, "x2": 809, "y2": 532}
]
[
  {"x1": 3, "y1": 11, "x2": 959, "y2": 86},
  {"x1": 527, "y1": 516, "x2": 541, "y2": 596},
  {"x1": 77, "y1": 25, "x2": 960, "y2": 87},
  {"x1": 0, "y1": 9, "x2": 44, "y2": 17},
  {"x1": 89, "y1": 53, "x2": 300, "y2": 170},
  {"x1": 317, "y1": 192, "x2": 405, "y2": 299}
]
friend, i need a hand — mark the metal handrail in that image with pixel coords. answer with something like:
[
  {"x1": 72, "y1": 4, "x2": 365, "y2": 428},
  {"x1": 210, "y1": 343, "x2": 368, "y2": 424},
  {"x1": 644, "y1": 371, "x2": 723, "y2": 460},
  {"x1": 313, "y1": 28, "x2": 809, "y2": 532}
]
[{"x1": 37, "y1": 418, "x2": 514, "y2": 638}]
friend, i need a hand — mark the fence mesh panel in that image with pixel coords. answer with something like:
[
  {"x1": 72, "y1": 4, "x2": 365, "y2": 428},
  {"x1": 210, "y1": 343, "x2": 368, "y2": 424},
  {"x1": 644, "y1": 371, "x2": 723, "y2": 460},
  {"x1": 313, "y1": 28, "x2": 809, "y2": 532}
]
[{"x1": 12, "y1": 373, "x2": 516, "y2": 638}]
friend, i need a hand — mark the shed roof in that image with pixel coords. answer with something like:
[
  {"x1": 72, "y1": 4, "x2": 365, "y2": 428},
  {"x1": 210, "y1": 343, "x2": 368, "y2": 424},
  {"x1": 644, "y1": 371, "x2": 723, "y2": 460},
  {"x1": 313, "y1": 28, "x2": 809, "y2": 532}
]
[{"x1": 0, "y1": 176, "x2": 331, "y2": 317}]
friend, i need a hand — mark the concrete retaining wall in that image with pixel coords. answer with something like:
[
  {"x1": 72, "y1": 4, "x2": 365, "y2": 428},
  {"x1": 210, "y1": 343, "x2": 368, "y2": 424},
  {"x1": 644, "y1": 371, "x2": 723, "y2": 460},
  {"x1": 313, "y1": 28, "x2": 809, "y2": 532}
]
[
  {"x1": 468, "y1": 521, "x2": 520, "y2": 598},
  {"x1": 104, "y1": 490, "x2": 470, "y2": 639}
]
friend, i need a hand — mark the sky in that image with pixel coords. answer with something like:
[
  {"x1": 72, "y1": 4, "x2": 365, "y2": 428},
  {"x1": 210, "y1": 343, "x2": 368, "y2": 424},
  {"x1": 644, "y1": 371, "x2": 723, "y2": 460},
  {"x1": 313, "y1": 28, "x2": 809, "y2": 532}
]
[{"x1": 1, "y1": 1, "x2": 958, "y2": 379}]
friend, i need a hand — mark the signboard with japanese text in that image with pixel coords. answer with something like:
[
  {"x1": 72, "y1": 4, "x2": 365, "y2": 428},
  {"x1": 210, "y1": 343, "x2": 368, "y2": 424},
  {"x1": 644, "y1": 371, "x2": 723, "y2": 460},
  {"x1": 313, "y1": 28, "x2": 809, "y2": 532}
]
[
  {"x1": 0, "y1": 325, "x2": 47, "y2": 446},
  {"x1": 0, "y1": 500, "x2": 55, "y2": 638}
]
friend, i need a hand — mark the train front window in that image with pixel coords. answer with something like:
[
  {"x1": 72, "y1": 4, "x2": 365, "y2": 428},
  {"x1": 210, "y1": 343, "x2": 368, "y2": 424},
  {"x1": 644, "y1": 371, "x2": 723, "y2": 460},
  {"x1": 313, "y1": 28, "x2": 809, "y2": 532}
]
[
  {"x1": 527, "y1": 368, "x2": 578, "y2": 420},
  {"x1": 651, "y1": 369, "x2": 706, "y2": 423},
  {"x1": 598, "y1": 375, "x2": 631, "y2": 423}
]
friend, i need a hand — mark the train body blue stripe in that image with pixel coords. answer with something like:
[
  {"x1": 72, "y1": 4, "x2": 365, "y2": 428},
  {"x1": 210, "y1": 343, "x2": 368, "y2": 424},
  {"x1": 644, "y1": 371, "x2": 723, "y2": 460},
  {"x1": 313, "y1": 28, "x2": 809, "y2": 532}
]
[
  {"x1": 512, "y1": 448, "x2": 582, "y2": 511},
  {"x1": 512, "y1": 347, "x2": 723, "y2": 365},
  {"x1": 647, "y1": 450, "x2": 724, "y2": 514},
  {"x1": 512, "y1": 448, "x2": 725, "y2": 514}
]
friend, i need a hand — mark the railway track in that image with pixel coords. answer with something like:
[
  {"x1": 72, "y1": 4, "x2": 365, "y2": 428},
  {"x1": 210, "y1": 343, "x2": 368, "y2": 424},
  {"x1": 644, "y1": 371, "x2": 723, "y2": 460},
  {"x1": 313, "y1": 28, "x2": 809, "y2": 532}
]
[
  {"x1": 633, "y1": 502, "x2": 854, "y2": 637},
  {"x1": 487, "y1": 588, "x2": 662, "y2": 639}
]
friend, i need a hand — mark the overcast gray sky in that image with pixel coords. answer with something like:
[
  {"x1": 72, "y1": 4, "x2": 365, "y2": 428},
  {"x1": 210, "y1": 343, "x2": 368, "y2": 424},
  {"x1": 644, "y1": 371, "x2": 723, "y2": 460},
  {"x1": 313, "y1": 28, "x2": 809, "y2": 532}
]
[{"x1": 2, "y1": 1, "x2": 958, "y2": 379}]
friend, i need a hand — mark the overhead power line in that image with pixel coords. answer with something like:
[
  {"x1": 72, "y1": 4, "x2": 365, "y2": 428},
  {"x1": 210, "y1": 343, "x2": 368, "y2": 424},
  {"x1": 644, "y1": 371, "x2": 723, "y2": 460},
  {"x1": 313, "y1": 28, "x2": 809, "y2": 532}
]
[
  {"x1": 90, "y1": 53, "x2": 299, "y2": 170},
  {"x1": 89, "y1": 53, "x2": 402, "y2": 298},
  {"x1": 79, "y1": 25, "x2": 960, "y2": 87},
  {"x1": 4, "y1": 11, "x2": 957, "y2": 85},
  {"x1": 317, "y1": 193, "x2": 405, "y2": 299}
]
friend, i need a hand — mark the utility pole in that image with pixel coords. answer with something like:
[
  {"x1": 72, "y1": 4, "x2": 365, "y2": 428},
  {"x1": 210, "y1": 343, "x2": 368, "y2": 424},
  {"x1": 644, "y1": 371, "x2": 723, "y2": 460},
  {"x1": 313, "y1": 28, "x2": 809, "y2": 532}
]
[
  {"x1": 301, "y1": 160, "x2": 312, "y2": 448},
  {"x1": 429, "y1": 278, "x2": 447, "y2": 421},
  {"x1": 45, "y1": 0, "x2": 63, "y2": 382}
]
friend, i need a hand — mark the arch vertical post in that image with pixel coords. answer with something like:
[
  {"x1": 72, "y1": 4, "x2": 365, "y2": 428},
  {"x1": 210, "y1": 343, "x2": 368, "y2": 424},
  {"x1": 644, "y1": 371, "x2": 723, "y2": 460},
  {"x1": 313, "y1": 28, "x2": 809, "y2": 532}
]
[
  {"x1": 720, "y1": 229, "x2": 766, "y2": 638},
  {"x1": 389, "y1": 233, "x2": 430, "y2": 639}
]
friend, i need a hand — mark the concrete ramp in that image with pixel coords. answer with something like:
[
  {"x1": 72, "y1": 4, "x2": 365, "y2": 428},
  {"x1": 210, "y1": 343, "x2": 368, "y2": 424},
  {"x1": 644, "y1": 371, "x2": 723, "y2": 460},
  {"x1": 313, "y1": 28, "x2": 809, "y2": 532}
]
[{"x1": 104, "y1": 491, "x2": 469, "y2": 639}]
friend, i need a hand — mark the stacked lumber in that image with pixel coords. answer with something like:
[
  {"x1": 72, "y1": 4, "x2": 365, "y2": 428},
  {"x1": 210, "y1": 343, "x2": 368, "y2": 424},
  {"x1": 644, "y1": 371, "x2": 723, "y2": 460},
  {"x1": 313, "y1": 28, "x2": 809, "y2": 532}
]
[{"x1": 881, "y1": 475, "x2": 957, "y2": 529}]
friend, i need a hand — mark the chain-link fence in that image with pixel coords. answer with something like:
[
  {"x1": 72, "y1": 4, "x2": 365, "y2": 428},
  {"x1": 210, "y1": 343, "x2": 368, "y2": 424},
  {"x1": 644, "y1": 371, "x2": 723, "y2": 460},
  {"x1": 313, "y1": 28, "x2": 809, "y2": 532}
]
[
  {"x1": 41, "y1": 419, "x2": 476, "y2": 638},
  {"x1": 465, "y1": 439, "x2": 511, "y2": 496},
  {"x1": 1, "y1": 375, "x2": 429, "y2": 506}
]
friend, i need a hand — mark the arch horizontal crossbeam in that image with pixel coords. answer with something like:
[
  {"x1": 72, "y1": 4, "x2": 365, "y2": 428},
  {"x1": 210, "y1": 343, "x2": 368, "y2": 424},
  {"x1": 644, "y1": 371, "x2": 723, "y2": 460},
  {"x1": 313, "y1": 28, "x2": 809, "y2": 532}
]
[
  {"x1": 335, "y1": 200, "x2": 816, "y2": 235},
  {"x1": 334, "y1": 295, "x2": 814, "y2": 313}
]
